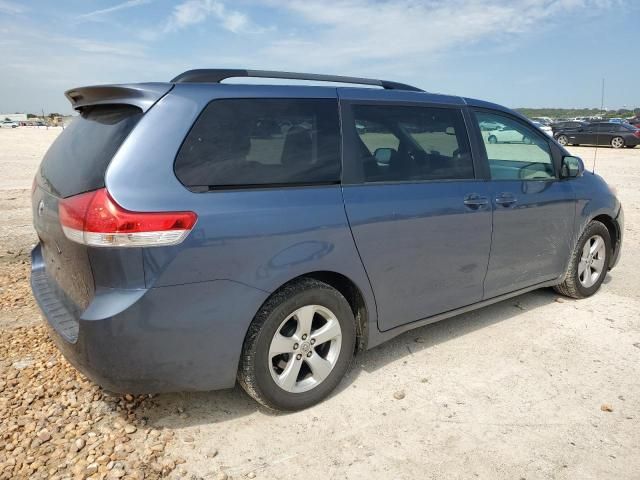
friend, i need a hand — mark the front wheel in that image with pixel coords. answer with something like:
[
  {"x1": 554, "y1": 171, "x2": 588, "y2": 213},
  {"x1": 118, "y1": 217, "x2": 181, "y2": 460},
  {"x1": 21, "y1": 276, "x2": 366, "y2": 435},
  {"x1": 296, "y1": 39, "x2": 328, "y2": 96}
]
[
  {"x1": 554, "y1": 221, "x2": 611, "y2": 299},
  {"x1": 611, "y1": 136, "x2": 625, "y2": 149},
  {"x1": 238, "y1": 278, "x2": 356, "y2": 410},
  {"x1": 556, "y1": 134, "x2": 568, "y2": 146}
]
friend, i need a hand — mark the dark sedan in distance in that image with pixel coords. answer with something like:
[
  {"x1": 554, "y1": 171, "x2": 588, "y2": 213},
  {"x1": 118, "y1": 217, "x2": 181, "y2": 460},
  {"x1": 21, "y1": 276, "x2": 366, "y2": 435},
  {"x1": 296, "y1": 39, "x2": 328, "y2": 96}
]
[{"x1": 554, "y1": 121, "x2": 640, "y2": 148}]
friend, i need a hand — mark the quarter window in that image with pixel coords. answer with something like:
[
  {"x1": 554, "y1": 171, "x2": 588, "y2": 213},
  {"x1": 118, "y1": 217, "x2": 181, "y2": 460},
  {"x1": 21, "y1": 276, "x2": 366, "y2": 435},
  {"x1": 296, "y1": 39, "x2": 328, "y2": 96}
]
[
  {"x1": 175, "y1": 99, "x2": 341, "y2": 190},
  {"x1": 475, "y1": 112, "x2": 554, "y2": 180},
  {"x1": 351, "y1": 104, "x2": 473, "y2": 183}
]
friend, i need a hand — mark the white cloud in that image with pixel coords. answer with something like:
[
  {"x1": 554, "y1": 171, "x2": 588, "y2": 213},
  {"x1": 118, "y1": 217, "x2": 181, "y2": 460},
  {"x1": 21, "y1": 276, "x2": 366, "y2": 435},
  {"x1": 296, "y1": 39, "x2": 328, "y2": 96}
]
[
  {"x1": 164, "y1": 0, "x2": 252, "y2": 34},
  {"x1": 0, "y1": 0, "x2": 25, "y2": 14},
  {"x1": 259, "y1": 0, "x2": 621, "y2": 73},
  {"x1": 78, "y1": 0, "x2": 152, "y2": 20}
]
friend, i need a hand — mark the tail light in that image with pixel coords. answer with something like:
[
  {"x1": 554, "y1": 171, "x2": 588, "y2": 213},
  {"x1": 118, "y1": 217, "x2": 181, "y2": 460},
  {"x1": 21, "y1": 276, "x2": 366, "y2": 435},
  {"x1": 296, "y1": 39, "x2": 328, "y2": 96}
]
[
  {"x1": 634, "y1": 129, "x2": 640, "y2": 138},
  {"x1": 58, "y1": 188, "x2": 197, "y2": 247}
]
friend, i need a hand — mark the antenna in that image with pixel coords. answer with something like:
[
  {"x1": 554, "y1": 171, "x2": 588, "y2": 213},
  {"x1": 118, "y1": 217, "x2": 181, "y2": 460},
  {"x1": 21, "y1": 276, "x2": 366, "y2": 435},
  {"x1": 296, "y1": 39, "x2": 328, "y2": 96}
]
[{"x1": 592, "y1": 78, "x2": 605, "y2": 173}]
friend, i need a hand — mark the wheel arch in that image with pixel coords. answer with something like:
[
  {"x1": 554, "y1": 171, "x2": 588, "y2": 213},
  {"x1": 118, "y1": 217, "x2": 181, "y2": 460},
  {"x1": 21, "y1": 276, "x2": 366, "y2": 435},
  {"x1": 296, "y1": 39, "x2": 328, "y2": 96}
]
[
  {"x1": 591, "y1": 214, "x2": 619, "y2": 268},
  {"x1": 251, "y1": 271, "x2": 371, "y2": 353}
]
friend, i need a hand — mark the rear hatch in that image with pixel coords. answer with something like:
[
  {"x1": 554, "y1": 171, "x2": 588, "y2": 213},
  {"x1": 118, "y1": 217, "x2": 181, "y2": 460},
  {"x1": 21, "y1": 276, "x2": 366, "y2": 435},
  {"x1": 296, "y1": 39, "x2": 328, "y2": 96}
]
[{"x1": 32, "y1": 105, "x2": 144, "y2": 321}]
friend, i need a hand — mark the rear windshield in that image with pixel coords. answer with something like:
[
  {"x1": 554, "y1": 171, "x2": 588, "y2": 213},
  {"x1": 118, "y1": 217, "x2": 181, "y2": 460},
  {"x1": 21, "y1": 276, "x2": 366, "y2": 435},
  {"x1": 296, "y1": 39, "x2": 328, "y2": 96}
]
[
  {"x1": 175, "y1": 98, "x2": 341, "y2": 190},
  {"x1": 39, "y1": 104, "x2": 142, "y2": 198}
]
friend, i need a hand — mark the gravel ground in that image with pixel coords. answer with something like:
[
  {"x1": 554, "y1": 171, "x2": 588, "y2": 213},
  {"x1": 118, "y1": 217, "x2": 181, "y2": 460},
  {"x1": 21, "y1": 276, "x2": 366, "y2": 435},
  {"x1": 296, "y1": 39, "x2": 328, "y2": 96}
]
[{"x1": 0, "y1": 127, "x2": 639, "y2": 479}]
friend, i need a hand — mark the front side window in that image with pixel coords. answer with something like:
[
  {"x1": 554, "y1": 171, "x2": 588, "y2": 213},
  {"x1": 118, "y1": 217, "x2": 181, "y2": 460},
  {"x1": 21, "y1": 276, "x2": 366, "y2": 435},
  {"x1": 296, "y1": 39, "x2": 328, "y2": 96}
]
[
  {"x1": 175, "y1": 98, "x2": 340, "y2": 189},
  {"x1": 475, "y1": 111, "x2": 554, "y2": 180},
  {"x1": 350, "y1": 104, "x2": 473, "y2": 183}
]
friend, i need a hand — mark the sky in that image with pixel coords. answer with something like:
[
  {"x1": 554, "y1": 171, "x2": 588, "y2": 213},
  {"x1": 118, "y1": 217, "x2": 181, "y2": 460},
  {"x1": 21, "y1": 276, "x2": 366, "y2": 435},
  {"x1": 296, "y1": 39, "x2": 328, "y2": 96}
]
[{"x1": 0, "y1": 0, "x2": 638, "y2": 114}]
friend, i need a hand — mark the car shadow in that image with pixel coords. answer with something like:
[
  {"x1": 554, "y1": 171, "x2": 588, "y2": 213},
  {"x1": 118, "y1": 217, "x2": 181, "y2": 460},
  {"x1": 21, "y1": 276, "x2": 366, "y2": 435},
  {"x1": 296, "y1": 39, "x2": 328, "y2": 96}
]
[{"x1": 140, "y1": 287, "x2": 564, "y2": 428}]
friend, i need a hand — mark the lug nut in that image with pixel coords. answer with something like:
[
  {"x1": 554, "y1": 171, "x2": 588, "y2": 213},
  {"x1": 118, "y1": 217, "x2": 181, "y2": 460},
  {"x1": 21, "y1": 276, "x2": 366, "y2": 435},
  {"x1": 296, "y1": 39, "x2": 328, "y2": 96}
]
[
  {"x1": 302, "y1": 334, "x2": 307, "y2": 340},
  {"x1": 293, "y1": 343, "x2": 299, "y2": 350},
  {"x1": 306, "y1": 351, "x2": 312, "y2": 357},
  {"x1": 296, "y1": 354, "x2": 302, "y2": 360},
  {"x1": 310, "y1": 339, "x2": 315, "y2": 345}
]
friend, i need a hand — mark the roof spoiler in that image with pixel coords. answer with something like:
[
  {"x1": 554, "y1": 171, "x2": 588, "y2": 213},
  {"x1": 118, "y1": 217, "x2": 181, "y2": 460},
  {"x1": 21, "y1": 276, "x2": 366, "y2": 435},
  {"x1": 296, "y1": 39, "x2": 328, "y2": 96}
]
[
  {"x1": 64, "y1": 83, "x2": 173, "y2": 112},
  {"x1": 171, "y1": 69, "x2": 424, "y2": 92}
]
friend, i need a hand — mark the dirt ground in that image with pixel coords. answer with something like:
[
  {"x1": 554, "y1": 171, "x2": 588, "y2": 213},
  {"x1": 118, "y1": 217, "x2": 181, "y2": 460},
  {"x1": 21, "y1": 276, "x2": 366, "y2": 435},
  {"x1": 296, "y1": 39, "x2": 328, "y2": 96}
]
[{"x1": 1, "y1": 127, "x2": 639, "y2": 479}]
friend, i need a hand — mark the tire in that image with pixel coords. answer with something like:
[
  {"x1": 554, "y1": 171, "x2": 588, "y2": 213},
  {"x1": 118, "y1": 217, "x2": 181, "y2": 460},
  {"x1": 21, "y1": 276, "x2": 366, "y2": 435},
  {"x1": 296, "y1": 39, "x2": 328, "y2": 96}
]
[
  {"x1": 611, "y1": 136, "x2": 625, "y2": 149},
  {"x1": 556, "y1": 135, "x2": 568, "y2": 146},
  {"x1": 238, "y1": 278, "x2": 356, "y2": 411},
  {"x1": 488, "y1": 135, "x2": 498, "y2": 144},
  {"x1": 554, "y1": 221, "x2": 611, "y2": 299}
]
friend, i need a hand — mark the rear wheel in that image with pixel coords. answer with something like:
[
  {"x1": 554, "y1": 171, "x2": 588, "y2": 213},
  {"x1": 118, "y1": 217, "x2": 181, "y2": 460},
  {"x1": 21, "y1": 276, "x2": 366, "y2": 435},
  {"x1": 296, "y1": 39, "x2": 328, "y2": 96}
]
[
  {"x1": 611, "y1": 136, "x2": 625, "y2": 149},
  {"x1": 556, "y1": 134, "x2": 568, "y2": 146},
  {"x1": 238, "y1": 278, "x2": 356, "y2": 410},
  {"x1": 554, "y1": 221, "x2": 611, "y2": 299},
  {"x1": 488, "y1": 135, "x2": 498, "y2": 144}
]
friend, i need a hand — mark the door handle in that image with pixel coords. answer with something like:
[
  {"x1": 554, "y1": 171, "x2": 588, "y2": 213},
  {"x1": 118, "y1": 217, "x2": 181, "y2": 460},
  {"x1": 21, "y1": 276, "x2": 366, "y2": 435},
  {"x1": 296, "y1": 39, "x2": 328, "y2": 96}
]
[
  {"x1": 495, "y1": 192, "x2": 517, "y2": 207},
  {"x1": 463, "y1": 194, "x2": 489, "y2": 208}
]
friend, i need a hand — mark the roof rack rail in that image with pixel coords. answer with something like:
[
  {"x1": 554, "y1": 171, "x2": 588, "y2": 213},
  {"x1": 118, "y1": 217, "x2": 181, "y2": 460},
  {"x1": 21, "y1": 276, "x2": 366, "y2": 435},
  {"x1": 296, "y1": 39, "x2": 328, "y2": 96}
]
[{"x1": 170, "y1": 69, "x2": 424, "y2": 92}]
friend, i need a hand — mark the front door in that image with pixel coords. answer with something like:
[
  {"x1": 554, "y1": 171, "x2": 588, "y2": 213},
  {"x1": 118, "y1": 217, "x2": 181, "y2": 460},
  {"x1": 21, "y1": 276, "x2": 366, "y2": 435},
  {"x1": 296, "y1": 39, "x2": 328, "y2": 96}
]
[
  {"x1": 471, "y1": 110, "x2": 576, "y2": 298},
  {"x1": 340, "y1": 99, "x2": 493, "y2": 331}
]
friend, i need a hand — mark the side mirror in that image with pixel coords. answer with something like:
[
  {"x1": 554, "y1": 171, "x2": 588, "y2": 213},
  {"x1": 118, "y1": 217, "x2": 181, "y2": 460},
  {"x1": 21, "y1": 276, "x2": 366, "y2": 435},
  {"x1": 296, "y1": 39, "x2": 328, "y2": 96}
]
[
  {"x1": 374, "y1": 147, "x2": 394, "y2": 165},
  {"x1": 561, "y1": 155, "x2": 584, "y2": 178}
]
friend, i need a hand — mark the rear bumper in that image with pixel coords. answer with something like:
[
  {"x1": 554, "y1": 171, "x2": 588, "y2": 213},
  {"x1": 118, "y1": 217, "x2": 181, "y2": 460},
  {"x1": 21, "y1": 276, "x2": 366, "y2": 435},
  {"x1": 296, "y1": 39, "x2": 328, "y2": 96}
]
[{"x1": 31, "y1": 244, "x2": 269, "y2": 393}]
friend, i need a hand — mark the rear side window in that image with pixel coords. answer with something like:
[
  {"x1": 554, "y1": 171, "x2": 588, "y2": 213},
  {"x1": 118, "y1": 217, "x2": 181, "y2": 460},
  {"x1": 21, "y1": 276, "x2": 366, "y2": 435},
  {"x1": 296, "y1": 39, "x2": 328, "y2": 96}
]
[
  {"x1": 39, "y1": 105, "x2": 142, "y2": 198},
  {"x1": 175, "y1": 99, "x2": 340, "y2": 190},
  {"x1": 350, "y1": 104, "x2": 473, "y2": 183}
]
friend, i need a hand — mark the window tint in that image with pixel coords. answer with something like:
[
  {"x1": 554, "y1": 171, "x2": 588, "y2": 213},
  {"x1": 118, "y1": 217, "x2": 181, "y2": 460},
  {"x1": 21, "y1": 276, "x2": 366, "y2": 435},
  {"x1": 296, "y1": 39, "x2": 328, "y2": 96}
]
[
  {"x1": 175, "y1": 99, "x2": 340, "y2": 189},
  {"x1": 39, "y1": 105, "x2": 142, "y2": 198},
  {"x1": 350, "y1": 104, "x2": 473, "y2": 183},
  {"x1": 475, "y1": 112, "x2": 554, "y2": 180}
]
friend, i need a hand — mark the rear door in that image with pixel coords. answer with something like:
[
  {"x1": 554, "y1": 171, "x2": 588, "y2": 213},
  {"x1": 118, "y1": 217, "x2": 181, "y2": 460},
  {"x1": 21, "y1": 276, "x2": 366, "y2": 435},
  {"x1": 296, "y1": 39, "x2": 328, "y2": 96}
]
[
  {"x1": 340, "y1": 92, "x2": 493, "y2": 331},
  {"x1": 595, "y1": 122, "x2": 615, "y2": 145},
  {"x1": 578, "y1": 123, "x2": 599, "y2": 145},
  {"x1": 470, "y1": 110, "x2": 575, "y2": 298}
]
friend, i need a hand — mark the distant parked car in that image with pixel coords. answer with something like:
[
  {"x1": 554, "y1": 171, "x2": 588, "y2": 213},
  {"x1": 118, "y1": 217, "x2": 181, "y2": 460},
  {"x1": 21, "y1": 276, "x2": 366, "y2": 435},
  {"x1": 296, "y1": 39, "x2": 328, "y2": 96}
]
[
  {"x1": 555, "y1": 121, "x2": 640, "y2": 148},
  {"x1": 551, "y1": 121, "x2": 589, "y2": 137},
  {"x1": 1, "y1": 121, "x2": 18, "y2": 128},
  {"x1": 483, "y1": 122, "x2": 534, "y2": 144},
  {"x1": 531, "y1": 117, "x2": 553, "y2": 126},
  {"x1": 532, "y1": 121, "x2": 553, "y2": 136}
]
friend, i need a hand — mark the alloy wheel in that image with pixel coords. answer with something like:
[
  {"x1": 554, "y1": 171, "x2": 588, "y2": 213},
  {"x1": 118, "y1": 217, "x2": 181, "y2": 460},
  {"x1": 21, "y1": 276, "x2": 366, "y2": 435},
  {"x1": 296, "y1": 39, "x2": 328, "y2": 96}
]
[
  {"x1": 611, "y1": 137, "x2": 624, "y2": 149},
  {"x1": 578, "y1": 235, "x2": 606, "y2": 288},
  {"x1": 268, "y1": 305, "x2": 342, "y2": 393}
]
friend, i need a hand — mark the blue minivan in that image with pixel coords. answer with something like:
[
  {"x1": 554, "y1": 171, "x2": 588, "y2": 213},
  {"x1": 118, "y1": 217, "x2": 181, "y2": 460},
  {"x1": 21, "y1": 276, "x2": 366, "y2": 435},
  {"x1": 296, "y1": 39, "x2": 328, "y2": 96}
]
[{"x1": 31, "y1": 70, "x2": 623, "y2": 410}]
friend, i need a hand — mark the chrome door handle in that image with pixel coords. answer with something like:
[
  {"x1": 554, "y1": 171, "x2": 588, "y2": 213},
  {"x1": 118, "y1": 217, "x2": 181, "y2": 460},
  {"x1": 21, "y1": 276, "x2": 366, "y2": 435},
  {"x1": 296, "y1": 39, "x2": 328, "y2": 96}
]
[
  {"x1": 463, "y1": 194, "x2": 489, "y2": 208},
  {"x1": 495, "y1": 193, "x2": 517, "y2": 206}
]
